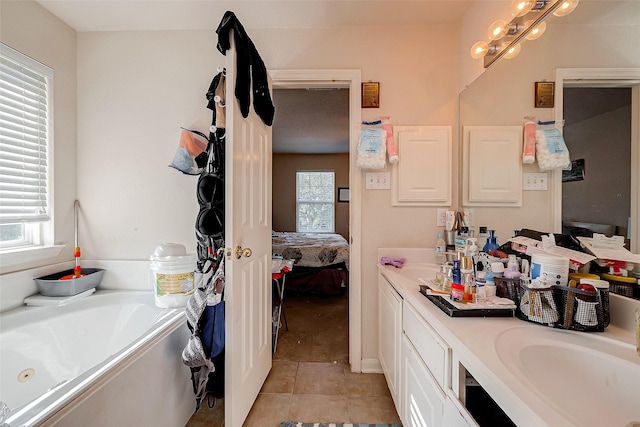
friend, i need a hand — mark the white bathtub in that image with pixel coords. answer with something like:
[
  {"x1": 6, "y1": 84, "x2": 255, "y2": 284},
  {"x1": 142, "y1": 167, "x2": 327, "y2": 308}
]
[{"x1": 0, "y1": 290, "x2": 194, "y2": 426}]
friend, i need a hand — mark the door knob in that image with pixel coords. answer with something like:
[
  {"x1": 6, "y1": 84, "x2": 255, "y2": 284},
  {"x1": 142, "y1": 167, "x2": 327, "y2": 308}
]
[{"x1": 235, "y1": 245, "x2": 253, "y2": 259}]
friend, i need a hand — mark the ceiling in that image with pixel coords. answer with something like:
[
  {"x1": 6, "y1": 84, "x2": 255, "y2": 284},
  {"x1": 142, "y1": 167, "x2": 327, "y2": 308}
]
[
  {"x1": 273, "y1": 88, "x2": 350, "y2": 153},
  {"x1": 34, "y1": 0, "x2": 475, "y2": 32}
]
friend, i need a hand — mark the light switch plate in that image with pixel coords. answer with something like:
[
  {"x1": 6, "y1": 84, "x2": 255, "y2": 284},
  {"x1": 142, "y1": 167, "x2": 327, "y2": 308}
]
[
  {"x1": 437, "y1": 209, "x2": 447, "y2": 226},
  {"x1": 365, "y1": 172, "x2": 391, "y2": 189},
  {"x1": 523, "y1": 173, "x2": 548, "y2": 191}
]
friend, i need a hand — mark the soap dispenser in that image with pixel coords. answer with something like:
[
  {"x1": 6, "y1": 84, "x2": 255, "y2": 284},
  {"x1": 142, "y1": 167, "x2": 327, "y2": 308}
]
[
  {"x1": 466, "y1": 238, "x2": 479, "y2": 257},
  {"x1": 483, "y1": 230, "x2": 499, "y2": 252}
]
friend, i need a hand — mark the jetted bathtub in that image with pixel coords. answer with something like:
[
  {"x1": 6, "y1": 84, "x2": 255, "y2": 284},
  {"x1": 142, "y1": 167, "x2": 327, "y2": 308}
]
[{"x1": 0, "y1": 290, "x2": 194, "y2": 426}]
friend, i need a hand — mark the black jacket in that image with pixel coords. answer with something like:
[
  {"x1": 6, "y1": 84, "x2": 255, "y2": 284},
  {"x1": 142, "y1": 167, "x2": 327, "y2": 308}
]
[{"x1": 216, "y1": 11, "x2": 275, "y2": 126}]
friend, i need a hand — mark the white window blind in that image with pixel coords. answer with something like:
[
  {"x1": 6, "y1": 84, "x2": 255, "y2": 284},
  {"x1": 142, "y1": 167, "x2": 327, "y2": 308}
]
[
  {"x1": 0, "y1": 44, "x2": 53, "y2": 224},
  {"x1": 296, "y1": 171, "x2": 335, "y2": 233}
]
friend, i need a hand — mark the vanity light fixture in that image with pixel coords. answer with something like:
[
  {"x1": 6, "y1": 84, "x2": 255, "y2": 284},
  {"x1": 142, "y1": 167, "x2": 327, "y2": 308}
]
[
  {"x1": 553, "y1": 0, "x2": 580, "y2": 16},
  {"x1": 524, "y1": 20, "x2": 547, "y2": 40},
  {"x1": 503, "y1": 43, "x2": 522, "y2": 59},
  {"x1": 470, "y1": 0, "x2": 579, "y2": 68},
  {"x1": 510, "y1": 0, "x2": 536, "y2": 17}
]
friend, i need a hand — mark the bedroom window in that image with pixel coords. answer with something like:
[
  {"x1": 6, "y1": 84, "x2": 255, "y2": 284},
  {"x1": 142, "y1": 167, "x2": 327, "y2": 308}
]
[
  {"x1": 0, "y1": 44, "x2": 53, "y2": 250},
  {"x1": 296, "y1": 171, "x2": 335, "y2": 233}
]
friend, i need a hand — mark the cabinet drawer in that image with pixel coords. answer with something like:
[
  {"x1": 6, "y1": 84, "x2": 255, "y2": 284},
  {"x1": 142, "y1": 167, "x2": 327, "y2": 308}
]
[{"x1": 403, "y1": 303, "x2": 448, "y2": 389}]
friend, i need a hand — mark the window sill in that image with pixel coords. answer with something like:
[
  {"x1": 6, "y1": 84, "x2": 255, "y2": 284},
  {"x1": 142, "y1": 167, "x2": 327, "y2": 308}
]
[{"x1": 0, "y1": 245, "x2": 65, "y2": 270}]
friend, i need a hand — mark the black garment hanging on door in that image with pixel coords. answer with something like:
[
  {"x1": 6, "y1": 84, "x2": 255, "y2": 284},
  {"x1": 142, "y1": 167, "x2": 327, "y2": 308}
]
[{"x1": 216, "y1": 11, "x2": 275, "y2": 127}]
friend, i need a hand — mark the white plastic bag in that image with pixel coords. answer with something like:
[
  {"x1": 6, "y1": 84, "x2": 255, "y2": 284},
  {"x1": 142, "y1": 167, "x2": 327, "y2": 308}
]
[
  {"x1": 535, "y1": 121, "x2": 571, "y2": 171},
  {"x1": 356, "y1": 122, "x2": 386, "y2": 169}
]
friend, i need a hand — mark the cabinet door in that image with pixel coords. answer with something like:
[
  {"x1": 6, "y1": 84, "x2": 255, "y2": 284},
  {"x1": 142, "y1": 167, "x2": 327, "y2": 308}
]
[
  {"x1": 378, "y1": 275, "x2": 403, "y2": 408},
  {"x1": 442, "y1": 396, "x2": 479, "y2": 427},
  {"x1": 400, "y1": 334, "x2": 445, "y2": 427},
  {"x1": 392, "y1": 126, "x2": 452, "y2": 206},
  {"x1": 462, "y1": 126, "x2": 522, "y2": 206}
]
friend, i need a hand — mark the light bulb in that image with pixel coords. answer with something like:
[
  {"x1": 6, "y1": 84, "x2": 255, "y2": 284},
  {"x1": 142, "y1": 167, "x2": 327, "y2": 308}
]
[
  {"x1": 553, "y1": 0, "x2": 579, "y2": 16},
  {"x1": 524, "y1": 20, "x2": 547, "y2": 40},
  {"x1": 470, "y1": 41, "x2": 489, "y2": 59},
  {"x1": 503, "y1": 43, "x2": 522, "y2": 59},
  {"x1": 510, "y1": 0, "x2": 535, "y2": 17},
  {"x1": 488, "y1": 20, "x2": 509, "y2": 40}
]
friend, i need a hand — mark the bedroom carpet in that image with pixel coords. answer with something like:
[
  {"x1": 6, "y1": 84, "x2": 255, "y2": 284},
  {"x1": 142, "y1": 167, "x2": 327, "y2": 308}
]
[{"x1": 185, "y1": 292, "x2": 401, "y2": 427}]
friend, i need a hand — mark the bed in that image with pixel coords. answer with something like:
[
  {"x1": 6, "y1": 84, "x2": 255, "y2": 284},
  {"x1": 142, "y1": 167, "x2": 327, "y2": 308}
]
[{"x1": 272, "y1": 231, "x2": 349, "y2": 295}]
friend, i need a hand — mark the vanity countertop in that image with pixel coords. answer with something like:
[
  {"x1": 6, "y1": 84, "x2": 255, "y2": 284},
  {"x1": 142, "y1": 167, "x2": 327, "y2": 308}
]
[{"x1": 378, "y1": 262, "x2": 640, "y2": 427}]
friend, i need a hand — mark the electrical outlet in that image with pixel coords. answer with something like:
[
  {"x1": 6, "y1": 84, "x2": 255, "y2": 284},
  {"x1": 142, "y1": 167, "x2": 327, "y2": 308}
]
[
  {"x1": 463, "y1": 209, "x2": 475, "y2": 227},
  {"x1": 523, "y1": 173, "x2": 548, "y2": 191},
  {"x1": 365, "y1": 172, "x2": 391, "y2": 190},
  {"x1": 437, "y1": 209, "x2": 447, "y2": 226}
]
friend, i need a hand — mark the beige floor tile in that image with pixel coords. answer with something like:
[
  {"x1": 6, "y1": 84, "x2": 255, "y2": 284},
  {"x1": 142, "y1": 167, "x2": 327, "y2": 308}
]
[
  {"x1": 293, "y1": 362, "x2": 347, "y2": 395},
  {"x1": 243, "y1": 393, "x2": 292, "y2": 427},
  {"x1": 344, "y1": 370, "x2": 392, "y2": 397},
  {"x1": 287, "y1": 394, "x2": 350, "y2": 424},
  {"x1": 261, "y1": 360, "x2": 299, "y2": 394},
  {"x1": 347, "y1": 395, "x2": 402, "y2": 424}
]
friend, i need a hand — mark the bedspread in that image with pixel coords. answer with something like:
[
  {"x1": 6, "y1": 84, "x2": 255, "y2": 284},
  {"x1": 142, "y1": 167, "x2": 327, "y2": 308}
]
[{"x1": 272, "y1": 231, "x2": 349, "y2": 270}]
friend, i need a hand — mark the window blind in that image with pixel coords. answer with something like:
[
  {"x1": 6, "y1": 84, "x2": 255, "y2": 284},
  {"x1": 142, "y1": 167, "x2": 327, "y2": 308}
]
[{"x1": 0, "y1": 44, "x2": 53, "y2": 224}]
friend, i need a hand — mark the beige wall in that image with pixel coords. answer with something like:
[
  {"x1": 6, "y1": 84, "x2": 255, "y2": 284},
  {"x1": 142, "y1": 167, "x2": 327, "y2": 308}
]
[
  {"x1": 0, "y1": 1, "x2": 77, "y2": 272},
  {"x1": 272, "y1": 153, "x2": 350, "y2": 239}
]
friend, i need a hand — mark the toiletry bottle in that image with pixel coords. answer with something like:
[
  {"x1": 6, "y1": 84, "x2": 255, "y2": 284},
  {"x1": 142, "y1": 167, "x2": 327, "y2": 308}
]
[
  {"x1": 435, "y1": 231, "x2": 447, "y2": 264},
  {"x1": 467, "y1": 238, "x2": 479, "y2": 258},
  {"x1": 504, "y1": 254, "x2": 521, "y2": 279},
  {"x1": 483, "y1": 229, "x2": 499, "y2": 252},
  {"x1": 452, "y1": 259, "x2": 461, "y2": 285},
  {"x1": 477, "y1": 226, "x2": 489, "y2": 251}
]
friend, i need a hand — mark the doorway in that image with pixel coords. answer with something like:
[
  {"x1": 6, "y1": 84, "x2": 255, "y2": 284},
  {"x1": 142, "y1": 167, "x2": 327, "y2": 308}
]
[
  {"x1": 270, "y1": 69, "x2": 363, "y2": 371},
  {"x1": 561, "y1": 87, "x2": 632, "y2": 245},
  {"x1": 552, "y1": 68, "x2": 640, "y2": 252}
]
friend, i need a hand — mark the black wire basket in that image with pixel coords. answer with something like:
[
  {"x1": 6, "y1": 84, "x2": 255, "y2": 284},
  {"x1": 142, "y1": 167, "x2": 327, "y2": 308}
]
[{"x1": 495, "y1": 277, "x2": 609, "y2": 332}]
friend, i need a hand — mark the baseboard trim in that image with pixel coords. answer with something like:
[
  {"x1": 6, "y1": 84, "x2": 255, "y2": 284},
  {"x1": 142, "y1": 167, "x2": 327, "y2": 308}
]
[{"x1": 360, "y1": 358, "x2": 382, "y2": 373}]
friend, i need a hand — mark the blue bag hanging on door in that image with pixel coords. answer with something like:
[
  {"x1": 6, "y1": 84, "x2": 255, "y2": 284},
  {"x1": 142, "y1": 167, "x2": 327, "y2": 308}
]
[{"x1": 200, "y1": 300, "x2": 225, "y2": 358}]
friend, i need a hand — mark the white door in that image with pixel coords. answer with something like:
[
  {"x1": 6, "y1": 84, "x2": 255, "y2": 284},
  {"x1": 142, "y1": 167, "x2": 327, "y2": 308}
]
[{"x1": 224, "y1": 32, "x2": 273, "y2": 427}]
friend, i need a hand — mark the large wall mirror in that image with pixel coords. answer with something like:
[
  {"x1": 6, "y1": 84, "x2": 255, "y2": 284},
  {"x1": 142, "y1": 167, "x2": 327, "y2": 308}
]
[{"x1": 459, "y1": 0, "x2": 640, "y2": 298}]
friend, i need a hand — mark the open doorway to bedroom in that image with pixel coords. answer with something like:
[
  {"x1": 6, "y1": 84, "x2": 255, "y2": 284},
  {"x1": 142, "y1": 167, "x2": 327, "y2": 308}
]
[
  {"x1": 270, "y1": 86, "x2": 351, "y2": 362},
  {"x1": 268, "y1": 68, "x2": 363, "y2": 374}
]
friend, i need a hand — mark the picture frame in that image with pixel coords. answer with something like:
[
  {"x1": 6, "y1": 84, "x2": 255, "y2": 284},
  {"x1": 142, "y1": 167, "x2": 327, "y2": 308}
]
[
  {"x1": 361, "y1": 82, "x2": 380, "y2": 108},
  {"x1": 535, "y1": 81, "x2": 555, "y2": 108},
  {"x1": 562, "y1": 158, "x2": 585, "y2": 182},
  {"x1": 338, "y1": 187, "x2": 350, "y2": 203}
]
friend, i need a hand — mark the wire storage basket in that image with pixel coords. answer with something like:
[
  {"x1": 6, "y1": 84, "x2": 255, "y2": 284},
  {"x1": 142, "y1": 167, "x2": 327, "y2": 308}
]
[{"x1": 494, "y1": 277, "x2": 609, "y2": 332}]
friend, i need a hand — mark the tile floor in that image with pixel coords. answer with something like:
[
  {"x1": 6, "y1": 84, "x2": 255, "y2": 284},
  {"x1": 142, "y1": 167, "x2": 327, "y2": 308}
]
[{"x1": 186, "y1": 291, "x2": 401, "y2": 427}]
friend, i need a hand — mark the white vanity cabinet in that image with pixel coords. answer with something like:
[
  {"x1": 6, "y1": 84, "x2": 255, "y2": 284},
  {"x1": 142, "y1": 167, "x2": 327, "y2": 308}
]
[
  {"x1": 378, "y1": 274, "x2": 403, "y2": 409},
  {"x1": 378, "y1": 268, "x2": 480, "y2": 427},
  {"x1": 400, "y1": 303, "x2": 448, "y2": 426}
]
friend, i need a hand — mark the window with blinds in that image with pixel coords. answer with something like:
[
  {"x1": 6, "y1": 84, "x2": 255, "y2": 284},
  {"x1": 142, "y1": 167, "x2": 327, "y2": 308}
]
[
  {"x1": 296, "y1": 171, "x2": 335, "y2": 233},
  {"x1": 0, "y1": 44, "x2": 53, "y2": 247}
]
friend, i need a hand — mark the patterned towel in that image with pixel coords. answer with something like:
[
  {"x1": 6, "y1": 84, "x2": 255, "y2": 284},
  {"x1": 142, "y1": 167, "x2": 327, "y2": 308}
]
[{"x1": 281, "y1": 423, "x2": 402, "y2": 427}]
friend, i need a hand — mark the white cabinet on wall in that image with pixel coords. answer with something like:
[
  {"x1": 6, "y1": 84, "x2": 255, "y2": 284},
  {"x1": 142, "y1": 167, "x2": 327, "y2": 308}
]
[
  {"x1": 462, "y1": 126, "x2": 522, "y2": 206},
  {"x1": 378, "y1": 274, "x2": 403, "y2": 409},
  {"x1": 392, "y1": 126, "x2": 452, "y2": 206}
]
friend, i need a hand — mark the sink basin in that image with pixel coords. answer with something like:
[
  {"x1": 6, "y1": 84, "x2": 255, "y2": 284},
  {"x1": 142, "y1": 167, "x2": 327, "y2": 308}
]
[
  {"x1": 495, "y1": 326, "x2": 640, "y2": 426},
  {"x1": 397, "y1": 263, "x2": 440, "y2": 282}
]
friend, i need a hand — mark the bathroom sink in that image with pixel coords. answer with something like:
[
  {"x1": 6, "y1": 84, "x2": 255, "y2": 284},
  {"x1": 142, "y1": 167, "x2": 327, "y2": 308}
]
[
  {"x1": 397, "y1": 263, "x2": 440, "y2": 282},
  {"x1": 495, "y1": 326, "x2": 640, "y2": 426}
]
